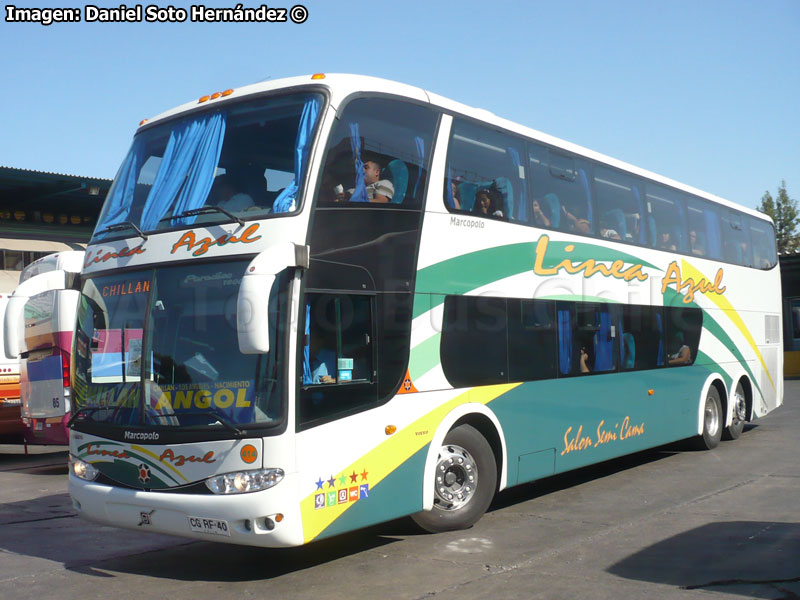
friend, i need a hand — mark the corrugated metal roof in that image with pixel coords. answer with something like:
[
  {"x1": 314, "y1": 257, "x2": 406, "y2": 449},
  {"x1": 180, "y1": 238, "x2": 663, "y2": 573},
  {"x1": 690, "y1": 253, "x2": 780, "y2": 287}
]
[{"x1": 0, "y1": 165, "x2": 112, "y2": 183}]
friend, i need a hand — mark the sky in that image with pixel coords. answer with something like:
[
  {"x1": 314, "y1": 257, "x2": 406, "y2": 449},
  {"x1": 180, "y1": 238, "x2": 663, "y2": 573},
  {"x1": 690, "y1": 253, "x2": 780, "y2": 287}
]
[{"x1": 1, "y1": 0, "x2": 798, "y2": 211}]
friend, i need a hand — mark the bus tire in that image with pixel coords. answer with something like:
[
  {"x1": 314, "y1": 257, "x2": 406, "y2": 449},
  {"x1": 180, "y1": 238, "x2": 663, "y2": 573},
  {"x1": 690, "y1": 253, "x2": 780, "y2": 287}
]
[
  {"x1": 412, "y1": 424, "x2": 497, "y2": 533},
  {"x1": 723, "y1": 382, "x2": 747, "y2": 440},
  {"x1": 693, "y1": 385, "x2": 723, "y2": 450}
]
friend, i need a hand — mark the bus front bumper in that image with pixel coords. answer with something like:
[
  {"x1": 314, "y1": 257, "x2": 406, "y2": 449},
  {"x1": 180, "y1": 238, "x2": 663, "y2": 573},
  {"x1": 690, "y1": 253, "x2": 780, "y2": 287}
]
[{"x1": 69, "y1": 473, "x2": 305, "y2": 548}]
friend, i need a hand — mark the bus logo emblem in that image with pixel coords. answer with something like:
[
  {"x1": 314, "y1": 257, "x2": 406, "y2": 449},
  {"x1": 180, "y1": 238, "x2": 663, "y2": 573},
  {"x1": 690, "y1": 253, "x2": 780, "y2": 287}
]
[
  {"x1": 314, "y1": 494, "x2": 325, "y2": 510},
  {"x1": 138, "y1": 510, "x2": 154, "y2": 526},
  {"x1": 138, "y1": 464, "x2": 151, "y2": 485}
]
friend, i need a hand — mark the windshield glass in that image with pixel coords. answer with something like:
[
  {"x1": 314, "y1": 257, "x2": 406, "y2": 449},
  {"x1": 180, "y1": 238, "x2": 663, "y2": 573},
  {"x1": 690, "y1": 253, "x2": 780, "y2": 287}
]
[
  {"x1": 92, "y1": 91, "x2": 322, "y2": 241},
  {"x1": 72, "y1": 261, "x2": 287, "y2": 429}
]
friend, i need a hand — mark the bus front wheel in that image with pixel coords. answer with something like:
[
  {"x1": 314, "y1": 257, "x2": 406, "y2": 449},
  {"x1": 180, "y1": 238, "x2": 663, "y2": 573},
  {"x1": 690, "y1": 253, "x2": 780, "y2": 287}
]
[
  {"x1": 694, "y1": 386, "x2": 723, "y2": 450},
  {"x1": 412, "y1": 424, "x2": 497, "y2": 533}
]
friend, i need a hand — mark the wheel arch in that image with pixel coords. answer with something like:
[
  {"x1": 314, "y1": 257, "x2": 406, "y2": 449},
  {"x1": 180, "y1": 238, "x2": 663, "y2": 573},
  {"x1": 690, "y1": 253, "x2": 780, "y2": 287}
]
[{"x1": 421, "y1": 404, "x2": 507, "y2": 511}]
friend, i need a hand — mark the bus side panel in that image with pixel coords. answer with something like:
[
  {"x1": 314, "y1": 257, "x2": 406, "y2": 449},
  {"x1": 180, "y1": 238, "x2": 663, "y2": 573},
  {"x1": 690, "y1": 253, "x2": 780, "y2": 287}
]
[
  {"x1": 21, "y1": 354, "x2": 64, "y2": 418},
  {"x1": 490, "y1": 367, "x2": 711, "y2": 486}
]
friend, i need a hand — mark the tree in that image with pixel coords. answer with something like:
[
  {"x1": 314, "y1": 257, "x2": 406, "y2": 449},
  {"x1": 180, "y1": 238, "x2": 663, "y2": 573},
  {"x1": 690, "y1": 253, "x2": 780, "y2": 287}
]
[{"x1": 758, "y1": 180, "x2": 799, "y2": 254}]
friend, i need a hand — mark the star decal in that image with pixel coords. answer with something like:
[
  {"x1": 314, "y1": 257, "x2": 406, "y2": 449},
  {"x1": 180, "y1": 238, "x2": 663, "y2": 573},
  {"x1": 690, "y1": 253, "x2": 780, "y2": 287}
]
[
  {"x1": 315, "y1": 477, "x2": 324, "y2": 490},
  {"x1": 338, "y1": 474, "x2": 347, "y2": 486},
  {"x1": 327, "y1": 475, "x2": 336, "y2": 488},
  {"x1": 360, "y1": 469, "x2": 368, "y2": 481},
  {"x1": 349, "y1": 471, "x2": 358, "y2": 483}
]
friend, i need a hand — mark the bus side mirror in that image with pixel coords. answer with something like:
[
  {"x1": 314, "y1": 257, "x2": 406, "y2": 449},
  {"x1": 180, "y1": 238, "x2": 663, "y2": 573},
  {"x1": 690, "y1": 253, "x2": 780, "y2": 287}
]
[
  {"x1": 3, "y1": 270, "x2": 69, "y2": 359},
  {"x1": 237, "y1": 243, "x2": 308, "y2": 354}
]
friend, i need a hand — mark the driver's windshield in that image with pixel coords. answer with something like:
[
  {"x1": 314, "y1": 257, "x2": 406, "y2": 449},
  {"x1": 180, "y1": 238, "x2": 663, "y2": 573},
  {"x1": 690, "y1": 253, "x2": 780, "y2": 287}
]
[
  {"x1": 92, "y1": 91, "x2": 322, "y2": 241},
  {"x1": 72, "y1": 261, "x2": 287, "y2": 429}
]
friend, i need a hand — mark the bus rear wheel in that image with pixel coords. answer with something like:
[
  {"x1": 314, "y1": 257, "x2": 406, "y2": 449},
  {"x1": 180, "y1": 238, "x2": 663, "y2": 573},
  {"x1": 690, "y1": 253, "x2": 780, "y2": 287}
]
[
  {"x1": 723, "y1": 382, "x2": 747, "y2": 440},
  {"x1": 412, "y1": 424, "x2": 497, "y2": 533},
  {"x1": 693, "y1": 386, "x2": 723, "y2": 450}
]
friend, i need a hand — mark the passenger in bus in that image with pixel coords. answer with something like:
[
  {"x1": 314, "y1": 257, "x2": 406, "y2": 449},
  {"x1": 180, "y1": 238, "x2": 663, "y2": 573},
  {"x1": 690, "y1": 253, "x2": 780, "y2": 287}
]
[
  {"x1": 579, "y1": 347, "x2": 591, "y2": 373},
  {"x1": 532, "y1": 198, "x2": 551, "y2": 227},
  {"x1": 659, "y1": 231, "x2": 677, "y2": 251},
  {"x1": 215, "y1": 175, "x2": 255, "y2": 212},
  {"x1": 667, "y1": 332, "x2": 691, "y2": 365},
  {"x1": 689, "y1": 230, "x2": 705, "y2": 256},
  {"x1": 450, "y1": 180, "x2": 462, "y2": 210},
  {"x1": 561, "y1": 205, "x2": 590, "y2": 233},
  {"x1": 473, "y1": 187, "x2": 504, "y2": 218},
  {"x1": 309, "y1": 334, "x2": 337, "y2": 384},
  {"x1": 347, "y1": 158, "x2": 394, "y2": 203}
]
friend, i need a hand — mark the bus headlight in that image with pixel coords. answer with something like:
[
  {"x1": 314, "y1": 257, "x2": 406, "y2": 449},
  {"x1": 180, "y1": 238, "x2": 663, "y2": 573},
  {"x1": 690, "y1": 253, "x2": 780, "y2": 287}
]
[
  {"x1": 70, "y1": 455, "x2": 99, "y2": 481},
  {"x1": 205, "y1": 468, "x2": 284, "y2": 494}
]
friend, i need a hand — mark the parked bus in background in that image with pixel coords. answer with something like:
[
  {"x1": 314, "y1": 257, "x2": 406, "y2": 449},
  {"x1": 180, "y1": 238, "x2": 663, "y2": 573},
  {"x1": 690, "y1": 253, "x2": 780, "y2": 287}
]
[
  {"x1": 63, "y1": 74, "x2": 780, "y2": 547},
  {"x1": 4, "y1": 251, "x2": 83, "y2": 445},
  {"x1": 0, "y1": 293, "x2": 23, "y2": 441}
]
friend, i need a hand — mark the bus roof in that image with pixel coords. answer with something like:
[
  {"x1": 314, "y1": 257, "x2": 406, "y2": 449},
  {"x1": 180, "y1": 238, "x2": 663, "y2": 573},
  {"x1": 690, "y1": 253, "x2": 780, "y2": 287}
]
[{"x1": 140, "y1": 73, "x2": 769, "y2": 224}]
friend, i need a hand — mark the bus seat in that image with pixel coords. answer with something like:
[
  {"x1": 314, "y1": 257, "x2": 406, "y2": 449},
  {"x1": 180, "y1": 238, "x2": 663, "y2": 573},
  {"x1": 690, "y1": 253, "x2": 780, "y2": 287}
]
[
  {"x1": 604, "y1": 208, "x2": 627, "y2": 240},
  {"x1": 622, "y1": 333, "x2": 635, "y2": 369},
  {"x1": 384, "y1": 159, "x2": 408, "y2": 204},
  {"x1": 543, "y1": 193, "x2": 561, "y2": 228},
  {"x1": 458, "y1": 182, "x2": 477, "y2": 211}
]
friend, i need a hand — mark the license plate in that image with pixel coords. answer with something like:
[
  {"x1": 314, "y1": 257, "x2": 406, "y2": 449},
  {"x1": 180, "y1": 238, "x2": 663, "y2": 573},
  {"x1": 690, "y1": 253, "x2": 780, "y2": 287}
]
[{"x1": 188, "y1": 516, "x2": 231, "y2": 537}]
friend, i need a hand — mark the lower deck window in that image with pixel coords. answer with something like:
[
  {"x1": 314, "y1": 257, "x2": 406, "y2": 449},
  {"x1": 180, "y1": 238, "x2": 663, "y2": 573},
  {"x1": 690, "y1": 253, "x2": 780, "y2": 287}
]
[{"x1": 440, "y1": 297, "x2": 702, "y2": 388}]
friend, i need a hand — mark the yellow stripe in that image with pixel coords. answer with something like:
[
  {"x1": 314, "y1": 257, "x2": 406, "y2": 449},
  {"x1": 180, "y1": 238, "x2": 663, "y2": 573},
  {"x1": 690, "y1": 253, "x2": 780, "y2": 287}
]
[
  {"x1": 680, "y1": 259, "x2": 774, "y2": 390},
  {"x1": 300, "y1": 383, "x2": 521, "y2": 543},
  {"x1": 130, "y1": 444, "x2": 189, "y2": 483}
]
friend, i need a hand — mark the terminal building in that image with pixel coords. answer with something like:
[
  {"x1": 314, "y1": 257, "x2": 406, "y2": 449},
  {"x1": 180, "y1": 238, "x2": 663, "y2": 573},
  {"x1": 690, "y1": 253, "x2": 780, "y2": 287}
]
[{"x1": 0, "y1": 166, "x2": 111, "y2": 292}]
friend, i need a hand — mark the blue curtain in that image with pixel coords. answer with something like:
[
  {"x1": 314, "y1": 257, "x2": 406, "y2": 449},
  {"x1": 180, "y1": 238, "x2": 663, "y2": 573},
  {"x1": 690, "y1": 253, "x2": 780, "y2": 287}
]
[
  {"x1": 632, "y1": 186, "x2": 646, "y2": 243},
  {"x1": 139, "y1": 113, "x2": 226, "y2": 231},
  {"x1": 347, "y1": 122, "x2": 369, "y2": 203},
  {"x1": 273, "y1": 97, "x2": 321, "y2": 213},
  {"x1": 507, "y1": 147, "x2": 526, "y2": 221},
  {"x1": 412, "y1": 136, "x2": 425, "y2": 200},
  {"x1": 594, "y1": 310, "x2": 614, "y2": 371},
  {"x1": 656, "y1": 312, "x2": 664, "y2": 365},
  {"x1": 558, "y1": 309, "x2": 572, "y2": 375},
  {"x1": 579, "y1": 169, "x2": 593, "y2": 230},
  {"x1": 95, "y1": 137, "x2": 145, "y2": 236},
  {"x1": 704, "y1": 208, "x2": 722, "y2": 259},
  {"x1": 446, "y1": 169, "x2": 456, "y2": 208},
  {"x1": 302, "y1": 303, "x2": 312, "y2": 385},
  {"x1": 676, "y1": 200, "x2": 688, "y2": 252}
]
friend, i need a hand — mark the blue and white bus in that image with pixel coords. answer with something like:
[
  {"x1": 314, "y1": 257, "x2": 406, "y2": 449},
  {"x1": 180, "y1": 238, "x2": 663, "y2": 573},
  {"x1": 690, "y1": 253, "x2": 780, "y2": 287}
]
[{"x1": 65, "y1": 74, "x2": 780, "y2": 546}]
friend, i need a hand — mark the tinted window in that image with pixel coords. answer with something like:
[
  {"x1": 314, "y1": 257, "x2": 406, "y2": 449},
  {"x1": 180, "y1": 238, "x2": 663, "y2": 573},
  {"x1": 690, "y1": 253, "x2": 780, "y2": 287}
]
[
  {"x1": 440, "y1": 296, "x2": 508, "y2": 387},
  {"x1": 319, "y1": 98, "x2": 437, "y2": 207},
  {"x1": 645, "y1": 183, "x2": 688, "y2": 252},
  {"x1": 445, "y1": 119, "x2": 527, "y2": 222},
  {"x1": 620, "y1": 305, "x2": 663, "y2": 370},
  {"x1": 748, "y1": 216, "x2": 777, "y2": 269},
  {"x1": 529, "y1": 144, "x2": 593, "y2": 235},
  {"x1": 686, "y1": 197, "x2": 722, "y2": 259},
  {"x1": 593, "y1": 166, "x2": 644, "y2": 245},
  {"x1": 721, "y1": 209, "x2": 753, "y2": 266},
  {"x1": 664, "y1": 306, "x2": 702, "y2": 367},
  {"x1": 507, "y1": 300, "x2": 558, "y2": 382},
  {"x1": 299, "y1": 292, "x2": 376, "y2": 425}
]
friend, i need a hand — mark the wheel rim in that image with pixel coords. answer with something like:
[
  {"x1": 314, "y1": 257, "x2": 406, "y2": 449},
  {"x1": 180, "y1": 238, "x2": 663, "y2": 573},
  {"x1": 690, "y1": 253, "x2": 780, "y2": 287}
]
[
  {"x1": 434, "y1": 444, "x2": 478, "y2": 511},
  {"x1": 705, "y1": 395, "x2": 720, "y2": 437},
  {"x1": 733, "y1": 390, "x2": 746, "y2": 424}
]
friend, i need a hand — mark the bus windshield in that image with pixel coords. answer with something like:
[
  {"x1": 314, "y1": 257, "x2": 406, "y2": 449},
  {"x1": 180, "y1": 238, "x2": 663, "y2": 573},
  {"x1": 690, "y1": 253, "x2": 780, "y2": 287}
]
[
  {"x1": 72, "y1": 261, "x2": 288, "y2": 429},
  {"x1": 92, "y1": 91, "x2": 322, "y2": 241}
]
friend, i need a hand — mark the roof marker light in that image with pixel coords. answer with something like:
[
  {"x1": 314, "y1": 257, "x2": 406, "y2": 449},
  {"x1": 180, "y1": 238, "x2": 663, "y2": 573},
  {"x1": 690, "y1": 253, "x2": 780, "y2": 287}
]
[
  {"x1": 221, "y1": 89, "x2": 234, "y2": 97},
  {"x1": 311, "y1": 73, "x2": 326, "y2": 80},
  {"x1": 198, "y1": 95, "x2": 210, "y2": 103},
  {"x1": 139, "y1": 119, "x2": 148, "y2": 126},
  {"x1": 211, "y1": 92, "x2": 222, "y2": 100}
]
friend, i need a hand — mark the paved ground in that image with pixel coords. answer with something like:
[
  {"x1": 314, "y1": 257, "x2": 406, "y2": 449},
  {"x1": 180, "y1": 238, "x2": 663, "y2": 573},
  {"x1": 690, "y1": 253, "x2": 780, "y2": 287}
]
[{"x1": 0, "y1": 382, "x2": 798, "y2": 600}]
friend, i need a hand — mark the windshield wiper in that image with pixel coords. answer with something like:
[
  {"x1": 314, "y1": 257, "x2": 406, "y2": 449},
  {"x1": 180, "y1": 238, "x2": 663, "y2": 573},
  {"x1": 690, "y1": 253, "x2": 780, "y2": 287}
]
[
  {"x1": 150, "y1": 410, "x2": 245, "y2": 437},
  {"x1": 95, "y1": 221, "x2": 149, "y2": 241},
  {"x1": 67, "y1": 407, "x2": 111, "y2": 427},
  {"x1": 160, "y1": 206, "x2": 245, "y2": 227}
]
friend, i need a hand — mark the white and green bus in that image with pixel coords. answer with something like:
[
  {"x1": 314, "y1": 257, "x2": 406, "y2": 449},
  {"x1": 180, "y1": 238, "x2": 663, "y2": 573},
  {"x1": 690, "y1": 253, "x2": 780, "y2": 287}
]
[{"x1": 67, "y1": 74, "x2": 782, "y2": 547}]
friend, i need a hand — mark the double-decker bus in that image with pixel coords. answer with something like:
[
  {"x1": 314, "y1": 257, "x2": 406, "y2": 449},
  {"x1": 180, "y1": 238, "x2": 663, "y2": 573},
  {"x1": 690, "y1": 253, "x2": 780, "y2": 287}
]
[
  {"x1": 66, "y1": 74, "x2": 781, "y2": 547},
  {"x1": 0, "y1": 294, "x2": 23, "y2": 441},
  {"x1": 4, "y1": 251, "x2": 83, "y2": 444}
]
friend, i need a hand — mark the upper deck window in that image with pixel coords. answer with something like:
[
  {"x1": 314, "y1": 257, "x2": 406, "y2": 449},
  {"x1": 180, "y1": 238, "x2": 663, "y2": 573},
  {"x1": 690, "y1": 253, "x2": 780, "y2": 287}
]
[
  {"x1": 317, "y1": 97, "x2": 437, "y2": 208},
  {"x1": 92, "y1": 92, "x2": 323, "y2": 242}
]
